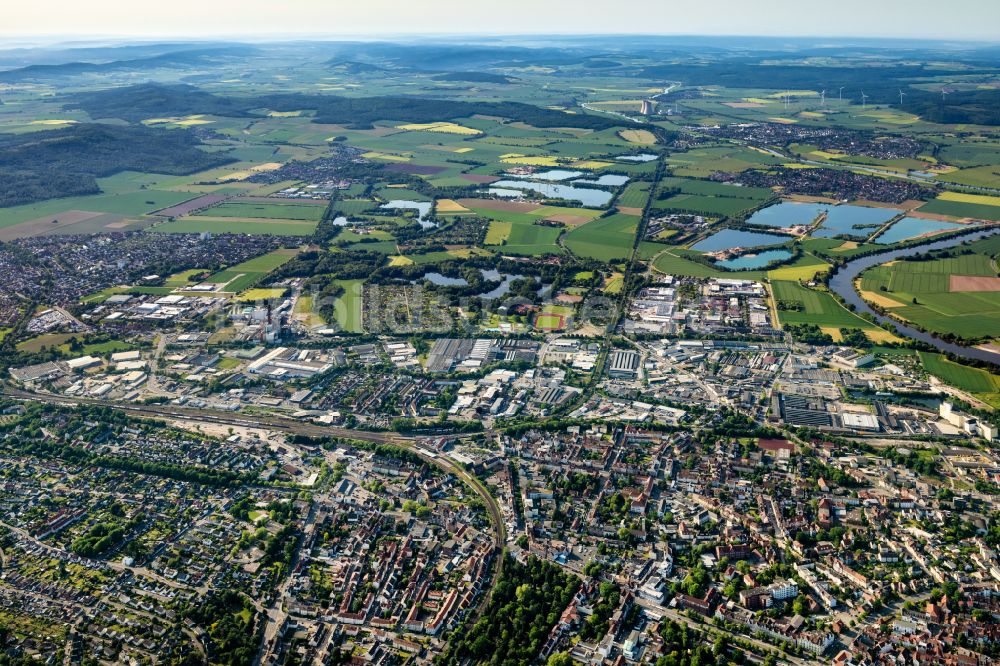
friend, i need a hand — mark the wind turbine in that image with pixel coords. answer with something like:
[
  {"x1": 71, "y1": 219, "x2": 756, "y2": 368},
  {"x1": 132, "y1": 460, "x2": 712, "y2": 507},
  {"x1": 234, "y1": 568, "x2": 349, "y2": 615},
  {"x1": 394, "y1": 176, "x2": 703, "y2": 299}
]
[
  {"x1": 783, "y1": 91, "x2": 790, "y2": 111},
  {"x1": 820, "y1": 89, "x2": 826, "y2": 107},
  {"x1": 860, "y1": 90, "x2": 869, "y2": 109},
  {"x1": 839, "y1": 86, "x2": 845, "y2": 101},
  {"x1": 898, "y1": 88, "x2": 906, "y2": 106},
  {"x1": 941, "y1": 87, "x2": 950, "y2": 101}
]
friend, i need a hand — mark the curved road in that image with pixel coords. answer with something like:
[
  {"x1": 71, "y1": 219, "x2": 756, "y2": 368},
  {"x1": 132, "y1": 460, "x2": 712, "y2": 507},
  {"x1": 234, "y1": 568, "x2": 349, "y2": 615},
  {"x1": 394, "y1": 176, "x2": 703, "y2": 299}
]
[{"x1": 1, "y1": 387, "x2": 508, "y2": 633}]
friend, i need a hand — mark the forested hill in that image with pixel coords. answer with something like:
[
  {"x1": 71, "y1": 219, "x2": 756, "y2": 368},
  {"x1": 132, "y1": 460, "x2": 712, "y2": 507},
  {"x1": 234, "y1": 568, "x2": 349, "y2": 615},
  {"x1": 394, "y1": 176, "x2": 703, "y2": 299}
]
[
  {"x1": 642, "y1": 60, "x2": 1000, "y2": 126},
  {"x1": 0, "y1": 124, "x2": 234, "y2": 208},
  {"x1": 67, "y1": 83, "x2": 623, "y2": 130}
]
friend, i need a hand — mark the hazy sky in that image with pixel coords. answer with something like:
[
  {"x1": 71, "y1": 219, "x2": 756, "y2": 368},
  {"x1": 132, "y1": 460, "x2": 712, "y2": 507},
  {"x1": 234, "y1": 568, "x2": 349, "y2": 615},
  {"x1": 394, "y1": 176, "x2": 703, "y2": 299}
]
[{"x1": 2, "y1": 0, "x2": 999, "y2": 41}]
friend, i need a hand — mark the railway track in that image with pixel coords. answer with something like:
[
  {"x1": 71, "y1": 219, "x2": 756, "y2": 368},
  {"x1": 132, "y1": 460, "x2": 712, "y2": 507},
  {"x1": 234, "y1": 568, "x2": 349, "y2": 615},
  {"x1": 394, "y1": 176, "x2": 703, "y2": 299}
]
[{"x1": 1, "y1": 387, "x2": 508, "y2": 629}]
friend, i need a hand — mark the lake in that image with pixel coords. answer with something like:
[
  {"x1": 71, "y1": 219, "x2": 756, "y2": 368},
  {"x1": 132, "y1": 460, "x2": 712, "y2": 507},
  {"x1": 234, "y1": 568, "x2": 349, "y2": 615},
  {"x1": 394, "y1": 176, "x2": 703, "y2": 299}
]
[
  {"x1": 514, "y1": 169, "x2": 583, "y2": 181},
  {"x1": 415, "y1": 269, "x2": 529, "y2": 299},
  {"x1": 488, "y1": 188, "x2": 527, "y2": 198},
  {"x1": 616, "y1": 154, "x2": 658, "y2": 162},
  {"x1": 813, "y1": 205, "x2": 901, "y2": 239},
  {"x1": 746, "y1": 201, "x2": 830, "y2": 228},
  {"x1": 716, "y1": 248, "x2": 794, "y2": 270},
  {"x1": 573, "y1": 174, "x2": 630, "y2": 187},
  {"x1": 489, "y1": 180, "x2": 613, "y2": 207},
  {"x1": 478, "y1": 270, "x2": 527, "y2": 300},
  {"x1": 692, "y1": 229, "x2": 793, "y2": 253},
  {"x1": 420, "y1": 272, "x2": 468, "y2": 286},
  {"x1": 381, "y1": 200, "x2": 434, "y2": 228},
  {"x1": 877, "y1": 216, "x2": 968, "y2": 245}
]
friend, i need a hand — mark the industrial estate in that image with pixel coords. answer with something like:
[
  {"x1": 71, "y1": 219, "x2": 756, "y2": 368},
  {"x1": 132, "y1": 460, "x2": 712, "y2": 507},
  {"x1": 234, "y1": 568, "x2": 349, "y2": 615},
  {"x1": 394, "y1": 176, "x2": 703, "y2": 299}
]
[{"x1": 1, "y1": 32, "x2": 1000, "y2": 666}]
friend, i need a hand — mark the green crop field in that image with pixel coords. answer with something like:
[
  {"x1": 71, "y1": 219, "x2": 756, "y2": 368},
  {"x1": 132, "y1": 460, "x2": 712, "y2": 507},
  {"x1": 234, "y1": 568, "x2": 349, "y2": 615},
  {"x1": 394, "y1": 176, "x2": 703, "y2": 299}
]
[
  {"x1": 616, "y1": 182, "x2": 653, "y2": 209},
  {"x1": 152, "y1": 218, "x2": 318, "y2": 236},
  {"x1": 799, "y1": 237, "x2": 883, "y2": 258},
  {"x1": 194, "y1": 202, "x2": 326, "y2": 221},
  {"x1": 859, "y1": 251, "x2": 1000, "y2": 340},
  {"x1": 772, "y1": 280, "x2": 874, "y2": 328},
  {"x1": 332, "y1": 279, "x2": 364, "y2": 332},
  {"x1": 203, "y1": 249, "x2": 299, "y2": 292},
  {"x1": 331, "y1": 199, "x2": 377, "y2": 216},
  {"x1": 658, "y1": 177, "x2": 774, "y2": 202},
  {"x1": 652, "y1": 249, "x2": 764, "y2": 279},
  {"x1": 650, "y1": 176, "x2": 773, "y2": 218},
  {"x1": 919, "y1": 351, "x2": 1000, "y2": 396},
  {"x1": 938, "y1": 142, "x2": 1000, "y2": 168},
  {"x1": 654, "y1": 193, "x2": 762, "y2": 217},
  {"x1": 937, "y1": 165, "x2": 1000, "y2": 189},
  {"x1": 564, "y1": 213, "x2": 639, "y2": 262},
  {"x1": 917, "y1": 198, "x2": 1000, "y2": 221},
  {"x1": 487, "y1": 221, "x2": 563, "y2": 256},
  {"x1": 665, "y1": 146, "x2": 785, "y2": 178},
  {"x1": 0, "y1": 188, "x2": 195, "y2": 231}
]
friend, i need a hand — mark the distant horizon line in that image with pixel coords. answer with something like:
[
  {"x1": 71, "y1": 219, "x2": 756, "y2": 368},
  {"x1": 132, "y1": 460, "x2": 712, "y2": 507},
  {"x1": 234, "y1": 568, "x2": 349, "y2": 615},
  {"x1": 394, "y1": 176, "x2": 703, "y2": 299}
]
[{"x1": 0, "y1": 32, "x2": 998, "y2": 47}]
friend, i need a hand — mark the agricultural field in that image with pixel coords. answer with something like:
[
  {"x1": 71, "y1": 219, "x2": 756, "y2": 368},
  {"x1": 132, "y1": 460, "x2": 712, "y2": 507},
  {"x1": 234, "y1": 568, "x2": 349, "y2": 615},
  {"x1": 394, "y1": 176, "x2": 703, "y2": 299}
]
[
  {"x1": 859, "y1": 250, "x2": 1000, "y2": 340},
  {"x1": 203, "y1": 248, "x2": 300, "y2": 293},
  {"x1": 495, "y1": 222, "x2": 564, "y2": 256},
  {"x1": 563, "y1": 213, "x2": 640, "y2": 262},
  {"x1": 618, "y1": 129, "x2": 657, "y2": 145},
  {"x1": 652, "y1": 248, "x2": 766, "y2": 280},
  {"x1": 331, "y1": 279, "x2": 364, "y2": 332},
  {"x1": 193, "y1": 202, "x2": 327, "y2": 221},
  {"x1": 917, "y1": 196, "x2": 1000, "y2": 222},
  {"x1": 153, "y1": 194, "x2": 329, "y2": 236},
  {"x1": 919, "y1": 352, "x2": 1000, "y2": 406},
  {"x1": 152, "y1": 217, "x2": 319, "y2": 236},
  {"x1": 766, "y1": 253, "x2": 831, "y2": 281},
  {"x1": 771, "y1": 280, "x2": 885, "y2": 342},
  {"x1": 664, "y1": 145, "x2": 785, "y2": 178},
  {"x1": 936, "y1": 165, "x2": 1000, "y2": 190},
  {"x1": 616, "y1": 182, "x2": 653, "y2": 210},
  {"x1": 652, "y1": 177, "x2": 773, "y2": 218},
  {"x1": 654, "y1": 193, "x2": 763, "y2": 218},
  {"x1": 657, "y1": 178, "x2": 774, "y2": 202}
]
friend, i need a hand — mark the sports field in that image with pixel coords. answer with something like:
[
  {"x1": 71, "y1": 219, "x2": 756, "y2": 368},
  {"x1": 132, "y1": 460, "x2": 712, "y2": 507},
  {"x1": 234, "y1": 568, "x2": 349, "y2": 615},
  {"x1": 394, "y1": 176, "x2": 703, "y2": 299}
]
[{"x1": 534, "y1": 305, "x2": 573, "y2": 331}]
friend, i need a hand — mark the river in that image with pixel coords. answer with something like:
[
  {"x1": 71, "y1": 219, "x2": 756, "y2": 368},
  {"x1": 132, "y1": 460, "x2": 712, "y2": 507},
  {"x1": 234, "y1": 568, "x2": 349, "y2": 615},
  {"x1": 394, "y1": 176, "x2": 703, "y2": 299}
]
[{"x1": 828, "y1": 226, "x2": 1000, "y2": 367}]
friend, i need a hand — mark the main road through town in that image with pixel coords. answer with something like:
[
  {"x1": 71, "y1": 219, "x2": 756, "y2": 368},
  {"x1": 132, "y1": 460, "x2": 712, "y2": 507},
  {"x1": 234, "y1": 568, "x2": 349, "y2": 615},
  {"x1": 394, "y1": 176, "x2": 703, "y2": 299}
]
[{"x1": 1, "y1": 386, "x2": 508, "y2": 631}]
